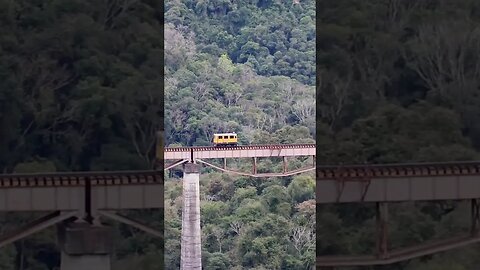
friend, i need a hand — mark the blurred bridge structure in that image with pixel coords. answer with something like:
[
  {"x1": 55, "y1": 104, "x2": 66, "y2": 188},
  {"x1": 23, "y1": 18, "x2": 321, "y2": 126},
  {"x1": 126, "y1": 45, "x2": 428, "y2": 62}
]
[
  {"x1": 165, "y1": 143, "x2": 316, "y2": 176},
  {"x1": 6, "y1": 130, "x2": 480, "y2": 270},
  {"x1": 0, "y1": 131, "x2": 165, "y2": 270},
  {"x1": 164, "y1": 143, "x2": 316, "y2": 269},
  {"x1": 0, "y1": 170, "x2": 164, "y2": 270},
  {"x1": 316, "y1": 161, "x2": 480, "y2": 268}
]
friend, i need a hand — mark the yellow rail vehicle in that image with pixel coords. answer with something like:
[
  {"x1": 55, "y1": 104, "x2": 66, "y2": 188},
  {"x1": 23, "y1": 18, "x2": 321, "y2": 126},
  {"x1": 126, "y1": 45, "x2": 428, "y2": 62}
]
[{"x1": 212, "y1": 133, "x2": 238, "y2": 146}]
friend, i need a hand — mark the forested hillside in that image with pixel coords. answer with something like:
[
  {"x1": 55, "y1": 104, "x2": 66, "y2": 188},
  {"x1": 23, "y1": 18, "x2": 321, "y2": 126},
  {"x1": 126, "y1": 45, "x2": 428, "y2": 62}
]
[
  {"x1": 165, "y1": 0, "x2": 316, "y2": 269},
  {"x1": 318, "y1": 1, "x2": 480, "y2": 269},
  {"x1": 0, "y1": 1, "x2": 163, "y2": 269}
]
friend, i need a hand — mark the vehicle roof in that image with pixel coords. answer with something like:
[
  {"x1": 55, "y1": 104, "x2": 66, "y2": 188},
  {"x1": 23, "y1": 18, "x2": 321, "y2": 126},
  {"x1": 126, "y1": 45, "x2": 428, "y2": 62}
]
[{"x1": 213, "y1": 133, "x2": 237, "y2": 136}]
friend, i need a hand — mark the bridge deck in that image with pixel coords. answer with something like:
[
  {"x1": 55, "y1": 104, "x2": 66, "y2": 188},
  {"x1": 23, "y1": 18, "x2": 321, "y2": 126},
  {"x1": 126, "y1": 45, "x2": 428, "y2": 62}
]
[
  {"x1": 317, "y1": 161, "x2": 480, "y2": 203},
  {"x1": 164, "y1": 144, "x2": 316, "y2": 160},
  {"x1": 4, "y1": 160, "x2": 480, "y2": 208},
  {"x1": 0, "y1": 171, "x2": 163, "y2": 211}
]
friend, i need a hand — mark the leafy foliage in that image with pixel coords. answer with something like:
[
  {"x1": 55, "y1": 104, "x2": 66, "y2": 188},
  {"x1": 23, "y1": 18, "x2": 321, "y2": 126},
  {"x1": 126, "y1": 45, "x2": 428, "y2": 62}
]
[
  {"x1": 0, "y1": 0, "x2": 163, "y2": 268},
  {"x1": 317, "y1": 0, "x2": 480, "y2": 269},
  {"x1": 164, "y1": 0, "x2": 315, "y2": 269}
]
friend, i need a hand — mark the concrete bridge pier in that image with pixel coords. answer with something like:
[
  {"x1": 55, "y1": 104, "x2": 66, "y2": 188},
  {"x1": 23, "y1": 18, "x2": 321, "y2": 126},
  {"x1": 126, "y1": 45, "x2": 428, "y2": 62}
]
[
  {"x1": 181, "y1": 162, "x2": 202, "y2": 270},
  {"x1": 58, "y1": 220, "x2": 113, "y2": 270}
]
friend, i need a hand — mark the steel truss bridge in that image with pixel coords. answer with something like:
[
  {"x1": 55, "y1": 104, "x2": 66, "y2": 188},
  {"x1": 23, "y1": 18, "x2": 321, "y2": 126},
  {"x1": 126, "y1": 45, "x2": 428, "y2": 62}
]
[
  {"x1": 316, "y1": 161, "x2": 480, "y2": 268},
  {"x1": 164, "y1": 143, "x2": 316, "y2": 176},
  {"x1": 165, "y1": 145, "x2": 480, "y2": 267},
  {"x1": 0, "y1": 142, "x2": 315, "y2": 269},
  {"x1": 164, "y1": 143, "x2": 316, "y2": 269},
  {"x1": 0, "y1": 170, "x2": 164, "y2": 269},
  {"x1": 3, "y1": 140, "x2": 480, "y2": 268}
]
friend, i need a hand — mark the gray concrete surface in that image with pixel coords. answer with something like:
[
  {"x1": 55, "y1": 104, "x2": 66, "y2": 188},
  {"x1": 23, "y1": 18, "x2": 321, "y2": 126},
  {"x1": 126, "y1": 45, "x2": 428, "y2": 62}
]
[{"x1": 180, "y1": 163, "x2": 202, "y2": 270}]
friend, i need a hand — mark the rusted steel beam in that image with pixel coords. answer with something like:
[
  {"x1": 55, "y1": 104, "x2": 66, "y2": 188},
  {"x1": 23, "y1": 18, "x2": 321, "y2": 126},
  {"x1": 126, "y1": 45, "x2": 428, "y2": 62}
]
[
  {"x1": 164, "y1": 144, "x2": 316, "y2": 160},
  {"x1": 165, "y1": 143, "x2": 316, "y2": 152}
]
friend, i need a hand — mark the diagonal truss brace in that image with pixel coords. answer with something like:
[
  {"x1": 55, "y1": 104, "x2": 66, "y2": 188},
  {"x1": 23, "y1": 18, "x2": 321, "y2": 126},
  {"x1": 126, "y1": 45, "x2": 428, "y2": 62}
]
[
  {"x1": 98, "y1": 210, "x2": 163, "y2": 239},
  {"x1": 196, "y1": 158, "x2": 314, "y2": 178},
  {"x1": 0, "y1": 211, "x2": 78, "y2": 248},
  {"x1": 317, "y1": 234, "x2": 480, "y2": 266},
  {"x1": 165, "y1": 159, "x2": 190, "y2": 170}
]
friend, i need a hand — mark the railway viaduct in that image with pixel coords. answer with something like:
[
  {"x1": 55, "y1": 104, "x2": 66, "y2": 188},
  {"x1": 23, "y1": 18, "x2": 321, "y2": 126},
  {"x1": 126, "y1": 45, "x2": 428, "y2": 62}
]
[
  {"x1": 165, "y1": 143, "x2": 480, "y2": 269},
  {"x1": 316, "y1": 161, "x2": 480, "y2": 268},
  {"x1": 164, "y1": 144, "x2": 316, "y2": 269},
  {"x1": 2, "y1": 135, "x2": 480, "y2": 269},
  {"x1": 0, "y1": 141, "x2": 315, "y2": 270}
]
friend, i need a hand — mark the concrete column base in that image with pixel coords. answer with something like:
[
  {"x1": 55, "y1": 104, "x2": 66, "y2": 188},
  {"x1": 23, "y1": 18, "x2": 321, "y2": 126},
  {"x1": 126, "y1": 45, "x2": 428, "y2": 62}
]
[
  {"x1": 58, "y1": 221, "x2": 113, "y2": 270},
  {"x1": 181, "y1": 163, "x2": 202, "y2": 269}
]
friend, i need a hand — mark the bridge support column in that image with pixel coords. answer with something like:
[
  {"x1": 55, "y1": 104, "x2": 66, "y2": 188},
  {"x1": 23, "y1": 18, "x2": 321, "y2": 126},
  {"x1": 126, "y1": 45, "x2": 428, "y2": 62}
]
[
  {"x1": 376, "y1": 202, "x2": 389, "y2": 259},
  {"x1": 181, "y1": 163, "x2": 202, "y2": 270},
  {"x1": 58, "y1": 221, "x2": 113, "y2": 270}
]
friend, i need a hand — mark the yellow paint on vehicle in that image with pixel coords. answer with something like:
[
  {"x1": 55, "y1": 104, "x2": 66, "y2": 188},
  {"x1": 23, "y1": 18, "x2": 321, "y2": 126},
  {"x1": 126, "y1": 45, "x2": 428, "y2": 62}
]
[{"x1": 212, "y1": 133, "x2": 238, "y2": 145}]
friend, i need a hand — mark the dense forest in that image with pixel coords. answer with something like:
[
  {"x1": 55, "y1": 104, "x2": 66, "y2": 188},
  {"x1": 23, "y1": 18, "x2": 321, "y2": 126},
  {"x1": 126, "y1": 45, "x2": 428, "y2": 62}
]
[
  {"x1": 0, "y1": 1, "x2": 163, "y2": 269},
  {"x1": 317, "y1": 0, "x2": 480, "y2": 269},
  {"x1": 3, "y1": 0, "x2": 479, "y2": 269},
  {"x1": 164, "y1": 0, "x2": 315, "y2": 269}
]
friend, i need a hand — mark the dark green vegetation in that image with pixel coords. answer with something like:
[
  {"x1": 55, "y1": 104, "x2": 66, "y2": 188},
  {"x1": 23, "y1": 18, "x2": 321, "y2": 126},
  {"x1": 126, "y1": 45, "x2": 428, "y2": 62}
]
[
  {"x1": 0, "y1": 1, "x2": 163, "y2": 269},
  {"x1": 318, "y1": 1, "x2": 480, "y2": 269},
  {"x1": 165, "y1": 0, "x2": 316, "y2": 87},
  {"x1": 165, "y1": 0, "x2": 315, "y2": 269}
]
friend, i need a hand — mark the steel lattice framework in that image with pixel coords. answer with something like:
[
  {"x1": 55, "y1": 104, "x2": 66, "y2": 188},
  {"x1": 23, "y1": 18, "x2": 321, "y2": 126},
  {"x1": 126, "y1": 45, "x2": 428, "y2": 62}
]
[
  {"x1": 316, "y1": 160, "x2": 480, "y2": 267},
  {"x1": 164, "y1": 144, "x2": 316, "y2": 177}
]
